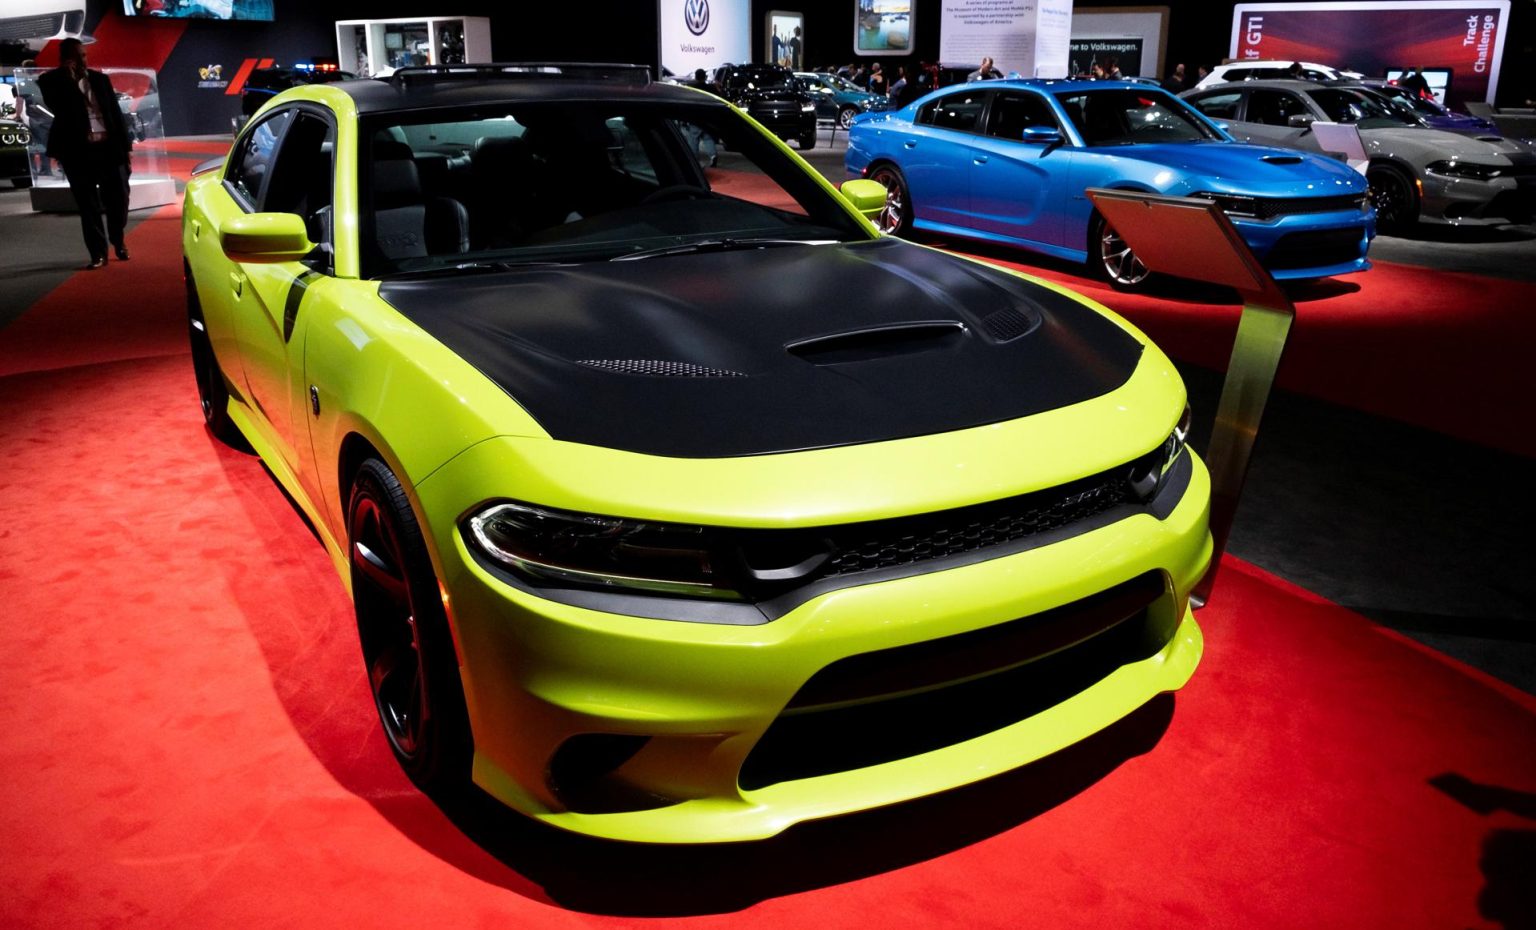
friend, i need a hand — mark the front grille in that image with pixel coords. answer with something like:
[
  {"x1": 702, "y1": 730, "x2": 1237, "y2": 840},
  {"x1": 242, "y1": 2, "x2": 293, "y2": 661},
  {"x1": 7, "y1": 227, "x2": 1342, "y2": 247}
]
[
  {"x1": 0, "y1": 13, "x2": 64, "y2": 41},
  {"x1": 1263, "y1": 227, "x2": 1364, "y2": 270},
  {"x1": 820, "y1": 468, "x2": 1133, "y2": 577},
  {"x1": 1251, "y1": 194, "x2": 1365, "y2": 219},
  {"x1": 577, "y1": 359, "x2": 746, "y2": 378},
  {"x1": 738, "y1": 571, "x2": 1173, "y2": 790}
]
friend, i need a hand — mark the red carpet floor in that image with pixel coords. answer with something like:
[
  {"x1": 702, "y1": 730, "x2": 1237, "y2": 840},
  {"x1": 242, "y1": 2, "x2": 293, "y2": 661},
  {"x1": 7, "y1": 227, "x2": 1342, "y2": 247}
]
[{"x1": 2, "y1": 201, "x2": 1535, "y2": 928}]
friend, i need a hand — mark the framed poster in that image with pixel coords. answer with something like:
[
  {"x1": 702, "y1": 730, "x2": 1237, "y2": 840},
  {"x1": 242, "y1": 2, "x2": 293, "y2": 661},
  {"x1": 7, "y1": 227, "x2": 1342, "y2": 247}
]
[
  {"x1": 855, "y1": 0, "x2": 913, "y2": 56},
  {"x1": 767, "y1": 11, "x2": 804, "y2": 69}
]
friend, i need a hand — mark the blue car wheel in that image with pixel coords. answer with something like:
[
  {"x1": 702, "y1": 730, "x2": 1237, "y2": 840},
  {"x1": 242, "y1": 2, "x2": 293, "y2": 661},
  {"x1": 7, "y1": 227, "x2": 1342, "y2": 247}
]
[
  {"x1": 1090, "y1": 212, "x2": 1152, "y2": 289},
  {"x1": 869, "y1": 165, "x2": 911, "y2": 235}
]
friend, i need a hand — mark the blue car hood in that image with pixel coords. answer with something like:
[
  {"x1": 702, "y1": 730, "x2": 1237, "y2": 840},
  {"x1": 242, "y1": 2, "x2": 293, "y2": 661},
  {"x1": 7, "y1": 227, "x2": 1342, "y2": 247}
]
[{"x1": 1119, "y1": 142, "x2": 1366, "y2": 197}]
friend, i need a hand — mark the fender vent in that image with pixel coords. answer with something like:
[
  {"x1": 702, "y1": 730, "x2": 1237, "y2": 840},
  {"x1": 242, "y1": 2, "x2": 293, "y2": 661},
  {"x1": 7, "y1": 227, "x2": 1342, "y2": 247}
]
[
  {"x1": 577, "y1": 359, "x2": 746, "y2": 378},
  {"x1": 981, "y1": 308, "x2": 1037, "y2": 342},
  {"x1": 1260, "y1": 154, "x2": 1303, "y2": 165}
]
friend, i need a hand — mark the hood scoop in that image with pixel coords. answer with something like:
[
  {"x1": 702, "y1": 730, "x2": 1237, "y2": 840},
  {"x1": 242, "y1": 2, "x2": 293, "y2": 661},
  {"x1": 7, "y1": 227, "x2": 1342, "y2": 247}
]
[
  {"x1": 786, "y1": 321, "x2": 966, "y2": 365},
  {"x1": 1261, "y1": 154, "x2": 1304, "y2": 165},
  {"x1": 577, "y1": 359, "x2": 746, "y2": 378}
]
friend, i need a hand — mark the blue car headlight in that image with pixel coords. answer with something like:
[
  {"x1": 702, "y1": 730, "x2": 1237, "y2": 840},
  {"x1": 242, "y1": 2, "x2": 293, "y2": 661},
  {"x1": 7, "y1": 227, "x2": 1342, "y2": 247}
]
[{"x1": 1190, "y1": 191, "x2": 1261, "y2": 218}]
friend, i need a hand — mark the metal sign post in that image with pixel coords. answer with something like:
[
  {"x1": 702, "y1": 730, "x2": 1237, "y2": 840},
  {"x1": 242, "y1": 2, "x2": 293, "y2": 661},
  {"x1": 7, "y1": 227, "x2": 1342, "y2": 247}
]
[{"x1": 1085, "y1": 189, "x2": 1298, "y2": 606}]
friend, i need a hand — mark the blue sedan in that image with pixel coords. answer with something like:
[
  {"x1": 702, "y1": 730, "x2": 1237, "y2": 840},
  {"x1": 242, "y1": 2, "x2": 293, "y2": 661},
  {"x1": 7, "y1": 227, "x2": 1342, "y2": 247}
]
[{"x1": 846, "y1": 79, "x2": 1375, "y2": 287}]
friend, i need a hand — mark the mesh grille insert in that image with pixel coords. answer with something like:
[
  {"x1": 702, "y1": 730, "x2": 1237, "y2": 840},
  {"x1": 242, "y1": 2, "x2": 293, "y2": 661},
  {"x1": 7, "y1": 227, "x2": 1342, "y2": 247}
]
[
  {"x1": 981, "y1": 308, "x2": 1036, "y2": 342},
  {"x1": 577, "y1": 359, "x2": 746, "y2": 378}
]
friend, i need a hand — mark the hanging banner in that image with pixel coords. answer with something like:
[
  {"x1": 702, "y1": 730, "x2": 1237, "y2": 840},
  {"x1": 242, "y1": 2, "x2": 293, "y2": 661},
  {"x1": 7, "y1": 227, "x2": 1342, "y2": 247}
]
[
  {"x1": 659, "y1": 0, "x2": 753, "y2": 80},
  {"x1": 938, "y1": 1, "x2": 1072, "y2": 78},
  {"x1": 1230, "y1": 1, "x2": 1509, "y2": 104}
]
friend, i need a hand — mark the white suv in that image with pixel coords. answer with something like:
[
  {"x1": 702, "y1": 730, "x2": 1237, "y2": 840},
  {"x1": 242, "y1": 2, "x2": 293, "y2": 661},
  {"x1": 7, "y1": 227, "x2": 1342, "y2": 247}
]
[{"x1": 1193, "y1": 60, "x2": 1361, "y2": 91}]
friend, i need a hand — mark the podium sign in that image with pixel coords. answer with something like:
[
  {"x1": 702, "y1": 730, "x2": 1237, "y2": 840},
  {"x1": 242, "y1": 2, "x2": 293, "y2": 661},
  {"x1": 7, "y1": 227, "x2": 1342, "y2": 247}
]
[{"x1": 1085, "y1": 189, "x2": 1297, "y2": 606}]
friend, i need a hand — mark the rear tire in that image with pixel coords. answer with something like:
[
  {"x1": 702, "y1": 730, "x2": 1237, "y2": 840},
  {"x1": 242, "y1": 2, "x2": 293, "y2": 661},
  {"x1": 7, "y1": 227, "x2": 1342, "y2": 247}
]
[
  {"x1": 1088, "y1": 211, "x2": 1152, "y2": 290},
  {"x1": 1367, "y1": 163, "x2": 1419, "y2": 231},
  {"x1": 349, "y1": 458, "x2": 471, "y2": 798},
  {"x1": 186, "y1": 273, "x2": 248, "y2": 448},
  {"x1": 868, "y1": 164, "x2": 912, "y2": 236}
]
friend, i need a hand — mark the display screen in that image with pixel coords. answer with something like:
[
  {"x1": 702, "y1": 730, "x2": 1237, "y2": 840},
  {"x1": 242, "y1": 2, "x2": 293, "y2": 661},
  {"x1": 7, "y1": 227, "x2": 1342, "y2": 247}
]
[
  {"x1": 1384, "y1": 68, "x2": 1453, "y2": 102},
  {"x1": 856, "y1": 0, "x2": 913, "y2": 56},
  {"x1": 121, "y1": 0, "x2": 275, "y2": 21},
  {"x1": 659, "y1": 0, "x2": 752, "y2": 81}
]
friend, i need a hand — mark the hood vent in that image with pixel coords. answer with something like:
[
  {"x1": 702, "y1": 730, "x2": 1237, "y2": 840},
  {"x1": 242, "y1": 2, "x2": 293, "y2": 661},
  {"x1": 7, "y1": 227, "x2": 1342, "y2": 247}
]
[
  {"x1": 981, "y1": 308, "x2": 1038, "y2": 343},
  {"x1": 1260, "y1": 154, "x2": 1303, "y2": 165},
  {"x1": 577, "y1": 359, "x2": 746, "y2": 378},
  {"x1": 786, "y1": 322, "x2": 966, "y2": 365}
]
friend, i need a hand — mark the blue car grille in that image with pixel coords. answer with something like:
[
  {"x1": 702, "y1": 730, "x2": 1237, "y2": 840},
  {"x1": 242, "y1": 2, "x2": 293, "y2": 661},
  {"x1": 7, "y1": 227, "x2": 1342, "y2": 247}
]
[{"x1": 1250, "y1": 194, "x2": 1368, "y2": 219}]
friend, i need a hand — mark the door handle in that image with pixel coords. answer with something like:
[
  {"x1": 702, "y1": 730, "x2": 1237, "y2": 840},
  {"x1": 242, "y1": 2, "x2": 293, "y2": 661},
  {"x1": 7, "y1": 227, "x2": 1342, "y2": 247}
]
[
  {"x1": 973, "y1": 156, "x2": 989, "y2": 165},
  {"x1": 229, "y1": 270, "x2": 244, "y2": 297},
  {"x1": 191, "y1": 219, "x2": 201, "y2": 240},
  {"x1": 903, "y1": 140, "x2": 917, "y2": 149}
]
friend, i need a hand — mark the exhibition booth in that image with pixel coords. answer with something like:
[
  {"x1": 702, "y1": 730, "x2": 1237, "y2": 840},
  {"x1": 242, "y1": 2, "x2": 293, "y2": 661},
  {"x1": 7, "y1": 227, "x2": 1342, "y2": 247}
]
[{"x1": 0, "y1": 1, "x2": 1532, "y2": 927}]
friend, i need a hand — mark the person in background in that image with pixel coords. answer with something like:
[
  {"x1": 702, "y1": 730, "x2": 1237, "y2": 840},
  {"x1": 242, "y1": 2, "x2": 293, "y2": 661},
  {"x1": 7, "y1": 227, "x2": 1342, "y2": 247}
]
[
  {"x1": 1196, "y1": 64, "x2": 1211, "y2": 84},
  {"x1": 1090, "y1": 63, "x2": 1107, "y2": 80},
  {"x1": 788, "y1": 26, "x2": 803, "y2": 71},
  {"x1": 888, "y1": 65, "x2": 907, "y2": 103},
  {"x1": 1399, "y1": 67, "x2": 1432, "y2": 99},
  {"x1": 867, "y1": 62, "x2": 886, "y2": 97},
  {"x1": 1162, "y1": 62, "x2": 1186, "y2": 92},
  {"x1": 968, "y1": 57, "x2": 1003, "y2": 81},
  {"x1": 36, "y1": 37, "x2": 133, "y2": 269},
  {"x1": 1286, "y1": 61, "x2": 1304, "y2": 79},
  {"x1": 1104, "y1": 56, "x2": 1123, "y2": 80}
]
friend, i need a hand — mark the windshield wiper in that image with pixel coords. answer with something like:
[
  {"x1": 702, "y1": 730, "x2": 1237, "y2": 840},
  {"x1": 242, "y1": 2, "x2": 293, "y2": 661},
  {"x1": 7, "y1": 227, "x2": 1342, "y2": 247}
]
[
  {"x1": 612, "y1": 238, "x2": 837, "y2": 262},
  {"x1": 379, "y1": 260, "x2": 573, "y2": 279}
]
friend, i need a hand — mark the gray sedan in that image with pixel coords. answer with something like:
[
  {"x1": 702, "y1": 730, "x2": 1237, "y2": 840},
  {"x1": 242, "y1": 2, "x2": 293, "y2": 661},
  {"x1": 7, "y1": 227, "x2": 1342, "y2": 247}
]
[{"x1": 1183, "y1": 79, "x2": 1536, "y2": 229}]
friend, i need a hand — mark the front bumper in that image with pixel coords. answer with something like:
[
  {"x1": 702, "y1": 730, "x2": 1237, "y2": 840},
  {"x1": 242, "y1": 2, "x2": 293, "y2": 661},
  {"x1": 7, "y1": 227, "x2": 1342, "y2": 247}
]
[
  {"x1": 1233, "y1": 209, "x2": 1375, "y2": 280},
  {"x1": 417, "y1": 445, "x2": 1211, "y2": 844},
  {"x1": 1421, "y1": 171, "x2": 1536, "y2": 224}
]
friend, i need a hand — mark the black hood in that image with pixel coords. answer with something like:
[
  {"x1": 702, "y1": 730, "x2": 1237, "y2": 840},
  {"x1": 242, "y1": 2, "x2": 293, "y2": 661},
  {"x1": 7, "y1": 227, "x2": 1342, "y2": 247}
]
[{"x1": 377, "y1": 238, "x2": 1143, "y2": 458}]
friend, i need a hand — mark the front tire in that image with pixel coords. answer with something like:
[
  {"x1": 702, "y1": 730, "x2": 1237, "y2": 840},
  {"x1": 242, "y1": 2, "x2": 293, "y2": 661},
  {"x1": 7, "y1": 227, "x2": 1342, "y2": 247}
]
[
  {"x1": 349, "y1": 458, "x2": 471, "y2": 797},
  {"x1": 838, "y1": 106, "x2": 858, "y2": 130},
  {"x1": 186, "y1": 273, "x2": 247, "y2": 447},
  {"x1": 797, "y1": 130, "x2": 817, "y2": 150},
  {"x1": 1089, "y1": 211, "x2": 1152, "y2": 289},
  {"x1": 868, "y1": 164, "x2": 912, "y2": 235},
  {"x1": 1367, "y1": 163, "x2": 1419, "y2": 231}
]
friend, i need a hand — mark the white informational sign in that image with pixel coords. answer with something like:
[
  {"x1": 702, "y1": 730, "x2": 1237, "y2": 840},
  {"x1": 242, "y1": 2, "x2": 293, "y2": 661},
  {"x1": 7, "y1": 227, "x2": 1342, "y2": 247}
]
[
  {"x1": 659, "y1": 0, "x2": 753, "y2": 79},
  {"x1": 938, "y1": 1, "x2": 1073, "y2": 78}
]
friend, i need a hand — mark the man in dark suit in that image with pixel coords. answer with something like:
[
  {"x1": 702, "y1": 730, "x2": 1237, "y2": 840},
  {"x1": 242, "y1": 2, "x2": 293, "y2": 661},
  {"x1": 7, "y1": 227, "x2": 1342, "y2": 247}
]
[{"x1": 37, "y1": 38, "x2": 134, "y2": 269}]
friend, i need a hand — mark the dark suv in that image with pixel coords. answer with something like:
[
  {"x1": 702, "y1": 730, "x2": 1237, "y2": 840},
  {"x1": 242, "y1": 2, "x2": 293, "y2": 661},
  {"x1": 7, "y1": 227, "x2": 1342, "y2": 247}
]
[{"x1": 712, "y1": 63, "x2": 818, "y2": 149}]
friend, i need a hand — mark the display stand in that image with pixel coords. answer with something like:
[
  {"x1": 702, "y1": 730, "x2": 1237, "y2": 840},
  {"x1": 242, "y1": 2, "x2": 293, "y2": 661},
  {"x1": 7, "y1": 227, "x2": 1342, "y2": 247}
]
[
  {"x1": 14, "y1": 67, "x2": 176, "y2": 214},
  {"x1": 1085, "y1": 189, "x2": 1297, "y2": 607},
  {"x1": 1311, "y1": 121, "x2": 1369, "y2": 174},
  {"x1": 334, "y1": 17, "x2": 492, "y2": 78}
]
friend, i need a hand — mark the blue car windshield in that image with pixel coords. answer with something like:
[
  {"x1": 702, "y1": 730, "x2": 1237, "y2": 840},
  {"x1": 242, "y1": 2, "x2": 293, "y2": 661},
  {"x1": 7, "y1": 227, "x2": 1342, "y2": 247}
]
[{"x1": 1054, "y1": 89, "x2": 1221, "y2": 146}]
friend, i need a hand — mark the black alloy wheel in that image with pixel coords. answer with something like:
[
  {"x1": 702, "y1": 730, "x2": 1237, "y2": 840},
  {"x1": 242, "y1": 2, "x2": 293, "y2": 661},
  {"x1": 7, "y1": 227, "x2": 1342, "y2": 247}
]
[
  {"x1": 185, "y1": 272, "x2": 247, "y2": 448},
  {"x1": 348, "y1": 458, "x2": 470, "y2": 796},
  {"x1": 1367, "y1": 164, "x2": 1420, "y2": 231},
  {"x1": 1090, "y1": 212, "x2": 1152, "y2": 289},
  {"x1": 869, "y1": 164, "x2": 912, "y2": 235},
  {"x1": 838, "y1": 106, "x2": 858, "y2": 130}
]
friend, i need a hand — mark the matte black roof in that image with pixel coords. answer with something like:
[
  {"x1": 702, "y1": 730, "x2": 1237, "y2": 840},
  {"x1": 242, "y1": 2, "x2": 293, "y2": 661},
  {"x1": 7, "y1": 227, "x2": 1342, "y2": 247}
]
[{"x1": 334, "y1": 72, "x2": 724, "y2": 115}]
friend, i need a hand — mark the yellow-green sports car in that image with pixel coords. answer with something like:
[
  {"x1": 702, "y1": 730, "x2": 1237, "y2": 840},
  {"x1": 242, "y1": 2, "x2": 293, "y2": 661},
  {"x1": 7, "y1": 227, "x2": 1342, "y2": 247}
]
[{"x1": 182, "y1": 63, "x2": 1210, "y2": 844}]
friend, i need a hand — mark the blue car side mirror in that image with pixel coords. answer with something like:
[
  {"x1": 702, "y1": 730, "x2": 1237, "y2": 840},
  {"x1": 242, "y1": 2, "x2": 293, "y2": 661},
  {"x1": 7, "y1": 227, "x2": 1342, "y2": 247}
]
[{"x1": 1022, "y1": 125, "x2": 1063, "y2": 144}]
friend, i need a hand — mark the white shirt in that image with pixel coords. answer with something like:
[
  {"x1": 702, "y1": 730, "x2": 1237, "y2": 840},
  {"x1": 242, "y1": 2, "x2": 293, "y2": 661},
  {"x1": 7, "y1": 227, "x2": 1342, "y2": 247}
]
[{"x1": 75, "y1": 70, "x2": 107, "y2": 136}]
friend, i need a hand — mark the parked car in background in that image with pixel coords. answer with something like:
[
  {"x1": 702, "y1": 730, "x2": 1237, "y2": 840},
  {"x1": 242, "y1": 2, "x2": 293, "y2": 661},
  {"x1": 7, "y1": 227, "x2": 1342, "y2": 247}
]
[
  {"x1": 1183, "y1": 79, "x2": 1536, "y2": 228},
  {"x1": 1192, "y1": 60, "x2": 1362, "y2": 91},
  {"x1": 181, "y1": 62, "x2": 1210, "y2": 844},
  {"x1": 848, "y1": 79, "x2": 1374, "y2": 288},
  {"x1": 1350, "y1": 78, "x2": 1501, "y2": 137},
  {"x1": 713, "y1": 62, "x2": 818, "y2": 148},
  {"x1": 795, "y1": 70, "x2": 891, "y2": 129},
  {"x1": 1, "y1": 117, "x2": 31, "y2": 186},
  {"x1": 240, "y1": 65, "x2": 355, "y2": 118}
]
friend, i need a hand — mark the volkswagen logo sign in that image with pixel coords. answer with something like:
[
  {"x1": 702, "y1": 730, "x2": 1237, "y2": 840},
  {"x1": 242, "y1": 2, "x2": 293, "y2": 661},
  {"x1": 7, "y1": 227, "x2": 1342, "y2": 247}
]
[{"x1": 684, "y1": 0, "x2": 710, "y2": 36}]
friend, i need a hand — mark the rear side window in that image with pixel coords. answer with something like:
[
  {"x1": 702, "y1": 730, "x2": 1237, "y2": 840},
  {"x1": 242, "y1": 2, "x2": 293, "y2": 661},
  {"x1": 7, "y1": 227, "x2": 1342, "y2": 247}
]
[
  {"x1": 917, "y1": 92, "x2": 987, "y2": 133},
  {"x1": 985, "y1": 92, "x2": 1057, "y2": 139},
  {"x1": 1188, "y1": 92, "x2": 1241, "y2": 119},
  {"x1": 1246, "y1": 90, "x2": 1306, "y2": 126},
  {"x1": 225, "y1": 110, "x2": 292, "y2": 208}
]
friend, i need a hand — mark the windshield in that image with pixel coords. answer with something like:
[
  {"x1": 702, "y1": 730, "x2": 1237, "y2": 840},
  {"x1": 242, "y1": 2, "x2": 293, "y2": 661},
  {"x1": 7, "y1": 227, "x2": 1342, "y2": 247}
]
[
  {"x1": 359, "y1": 101, "x2": 866, "y2": 277},
  {"x1": 725, "y1": 70, "x2": 793, "y2": 92},
  {"x1": 1374, "y1": 84, "x2": 1446, "y2": 117},
  {"x1": 1309, "y1": 88, "x2": 1416, "y2": 128},
  {"x1": 1054, "y1": 88, "x2": 1221, "y2": 145}
]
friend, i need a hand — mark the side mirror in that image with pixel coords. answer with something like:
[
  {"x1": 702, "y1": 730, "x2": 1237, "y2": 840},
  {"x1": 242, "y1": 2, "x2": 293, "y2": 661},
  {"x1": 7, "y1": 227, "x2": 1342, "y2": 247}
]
[
  {"x1": 1214, "y1": 121, "x2": 1231, "y2": 133},
  {"x1": 1287, "y1": 114, "x2": 1316, "y2": 129},
  {"x1": 220, "y1": 212, "x2": 316, "y2": 263},
  {"x1": 1021, "y1": 125, "x2": 1063, "y2": 144},
  {"x1": 839, "y1": 178, "x2": 887, "y2": 221}
]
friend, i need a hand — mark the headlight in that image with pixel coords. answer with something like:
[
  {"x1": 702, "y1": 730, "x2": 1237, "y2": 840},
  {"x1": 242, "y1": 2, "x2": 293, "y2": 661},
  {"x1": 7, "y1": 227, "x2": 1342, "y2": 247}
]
[
  {"x1": 801, "y1": 103, "x2": 817, "y2": 113},
  {"x1": 1128, "y1": 404, "x2": 1192, "y2": 501},
  {"x1": 1191, "y1": 191, "x2": 1261, "y2": 218},
  {"x1": 1426, "y1": 159, "x2": 1503, "y2": 180},
  {"x1": 467, "y1": 501, "x2": 751, "y2": 600}
]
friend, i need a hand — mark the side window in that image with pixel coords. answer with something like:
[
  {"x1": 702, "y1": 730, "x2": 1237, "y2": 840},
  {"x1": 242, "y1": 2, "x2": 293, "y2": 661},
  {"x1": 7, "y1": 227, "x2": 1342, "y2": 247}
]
[
  {"x1": 262, "y1": 111, "x2": 336, "y2": 253},
  {"x1": 225, "y1": 110, "x2": 293, "y2": 208},
  {"x1": 1246, "y1": 90, "x2": 1304, "y2": 126},
  {"x1": 985, "y1": 92, "x2": 1057, "y2": 139},
  {"x1": 1224, "y1": 68, "x2": 1254, "y2": 82},
  {"x1": 916, "y1": 101, "x2": 937, "y2": 125},
  {"x1": 928, "y1": 92, "x2": 987, "y2": 133},
  {"x1": 605, "y1": 116, "x2": 658, "y2": 183},
  {"x1": 1189, "y1": 92, "x2": 1241, "y2": 119}
]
